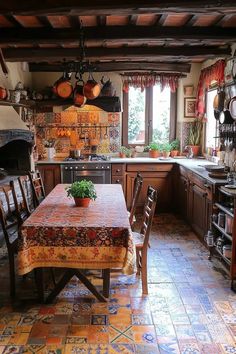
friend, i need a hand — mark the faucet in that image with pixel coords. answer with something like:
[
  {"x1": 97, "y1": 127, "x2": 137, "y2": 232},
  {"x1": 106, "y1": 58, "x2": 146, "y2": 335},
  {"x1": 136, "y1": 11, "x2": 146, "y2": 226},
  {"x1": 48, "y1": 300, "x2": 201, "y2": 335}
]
[{"x1": 185, "y1": 145, "x2": 194, "y2": 159}]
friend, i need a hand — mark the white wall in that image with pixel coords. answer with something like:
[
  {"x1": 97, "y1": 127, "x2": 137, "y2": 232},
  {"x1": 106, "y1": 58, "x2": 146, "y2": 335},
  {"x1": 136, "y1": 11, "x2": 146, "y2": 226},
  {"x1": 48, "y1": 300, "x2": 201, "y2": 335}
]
[
  {"x1": 177, "y1": 63, "x2": 201, "y2": 123},
  {"x1": 0, "y1": 62, "x2": 32, "y2": 89}
]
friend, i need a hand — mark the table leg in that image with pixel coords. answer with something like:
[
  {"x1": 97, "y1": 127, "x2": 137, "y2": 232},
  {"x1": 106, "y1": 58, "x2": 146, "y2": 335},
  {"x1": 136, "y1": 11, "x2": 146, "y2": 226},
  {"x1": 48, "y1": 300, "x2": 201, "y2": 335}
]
[
  {"x1": 102, "y1": 269, "x2": 110, "y2": 298},
  {"x1": 45, "y1": 269, "x2": 107, "y2": 303},
  {"x1": 34, "y1": 268, "x2": 44, "y2": 303}
]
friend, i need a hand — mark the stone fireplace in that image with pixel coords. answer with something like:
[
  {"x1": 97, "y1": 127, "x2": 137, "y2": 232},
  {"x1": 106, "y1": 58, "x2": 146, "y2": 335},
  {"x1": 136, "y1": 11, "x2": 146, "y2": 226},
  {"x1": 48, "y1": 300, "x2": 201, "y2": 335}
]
[{"x1": 0, "y1": 106, "x2": 34, "y2": 175}]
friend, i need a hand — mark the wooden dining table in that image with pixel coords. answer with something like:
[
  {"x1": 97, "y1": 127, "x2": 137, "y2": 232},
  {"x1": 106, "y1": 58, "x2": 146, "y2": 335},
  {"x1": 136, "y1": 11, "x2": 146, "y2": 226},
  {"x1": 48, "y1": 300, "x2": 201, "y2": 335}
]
[{"x1": 18, "y1": 184, "x2": 135, "y2": 302}]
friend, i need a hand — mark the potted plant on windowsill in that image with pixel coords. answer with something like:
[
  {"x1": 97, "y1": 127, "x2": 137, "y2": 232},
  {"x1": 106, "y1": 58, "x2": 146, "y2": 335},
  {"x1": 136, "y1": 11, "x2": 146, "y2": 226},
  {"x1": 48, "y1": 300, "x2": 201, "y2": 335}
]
[
  {"x1": 119, "y1": 146, "x2": 131, "y2": 158},
  {"x1": 160, "y1": 142, "x2": 172, "y2": 158},
  {"x1": 66, "y1": 179, "x2": 97, "y2": 207},
  {"x1": 170, "y1": 138, "x2": 180, "y2": 157},
  {"x1": 187, "y1": 118, "x2": 204, "y2": 157},
  {"x1": 148, "y1": 141, "x2": 161, "y2": 158}
]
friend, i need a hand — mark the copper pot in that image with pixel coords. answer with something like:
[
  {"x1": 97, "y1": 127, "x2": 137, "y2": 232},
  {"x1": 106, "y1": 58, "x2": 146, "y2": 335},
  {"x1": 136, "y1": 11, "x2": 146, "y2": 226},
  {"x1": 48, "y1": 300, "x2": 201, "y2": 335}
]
[
  {"x1": 83, "y1": 73, "x2": 101, "y2": 100},
  {"x1": 54, "y1": 72, "x2": 73, "y2": 99},
  {"x1": 73, "y1": 73, "x2": 87, "y2": 107},
  {"x1": 0, "y1": 87, "x2": 7, "y2": 100}
]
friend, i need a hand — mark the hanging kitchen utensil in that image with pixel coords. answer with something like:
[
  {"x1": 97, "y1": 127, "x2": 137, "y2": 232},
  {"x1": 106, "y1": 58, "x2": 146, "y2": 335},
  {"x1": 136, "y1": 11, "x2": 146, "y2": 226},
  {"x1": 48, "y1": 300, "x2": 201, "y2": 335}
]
[
  {"x1": 213, "y1": 87, "x2": 225, "y2": 113},
  {"x1": 100, "y1": 76, "x2": 115, "y2": 97},
  {"x1": 74, "y1": 72, "x2": 87, "y2": 107},
  {"x1": 219, "y1": 109, "x2": 234, "y2": 124},
  {"x1": 83, "y1": 71, "x2": 101, "y2": 100},
  {"x1": 54, "y1": 71, "x2": 73, "y2": 99},
  {"x1": 229, "y1": 96, "x2": 236, "y2": 120}
]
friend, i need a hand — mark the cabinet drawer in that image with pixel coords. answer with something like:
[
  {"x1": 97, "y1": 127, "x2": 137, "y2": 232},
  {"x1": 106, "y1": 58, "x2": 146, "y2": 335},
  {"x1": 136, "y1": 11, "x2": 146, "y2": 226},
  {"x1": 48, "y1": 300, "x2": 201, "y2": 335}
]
[
  {"x1": 112, "y1": 164, "x2": 125, "y2": 176},
  {"x1": 127, "y1": 163, "x2": 173, "y2": 172},
  {"x1": 112, "y1": 176, "x2": 124, "y2": 185}
]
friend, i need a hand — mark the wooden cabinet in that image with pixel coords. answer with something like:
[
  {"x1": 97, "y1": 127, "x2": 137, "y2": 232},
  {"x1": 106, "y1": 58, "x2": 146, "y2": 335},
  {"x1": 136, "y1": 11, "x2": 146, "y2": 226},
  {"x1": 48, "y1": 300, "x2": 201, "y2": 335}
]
[
  {"x1": 37, "y1": 164, "x2": 61, "y2": 195},
  {"x1": 210, "y1": 187, "x2": 236, "y2": 290},
  {"x1": 111, "y1": 164, "x2": 125, "y2": 192},
  {"x1": 175, "y1": 165, "x2": 213, "y2": 242},
  {"x1": 126, "y1": 163, "x2": 173, "y2": 213}
]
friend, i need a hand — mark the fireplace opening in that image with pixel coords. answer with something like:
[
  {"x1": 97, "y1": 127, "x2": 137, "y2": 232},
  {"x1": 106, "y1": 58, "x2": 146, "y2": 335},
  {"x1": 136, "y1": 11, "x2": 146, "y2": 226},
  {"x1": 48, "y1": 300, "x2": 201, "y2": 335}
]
[{"x1": 0, "y1": 140, "x2": 32, "y2": 175}]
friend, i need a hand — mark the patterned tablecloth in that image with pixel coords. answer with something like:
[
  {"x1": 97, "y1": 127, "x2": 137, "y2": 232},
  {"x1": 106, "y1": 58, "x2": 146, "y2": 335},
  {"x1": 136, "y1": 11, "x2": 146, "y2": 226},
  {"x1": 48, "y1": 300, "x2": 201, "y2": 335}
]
[{"x1": 18, "y1": 184, "x2": 135, "y2": 276}]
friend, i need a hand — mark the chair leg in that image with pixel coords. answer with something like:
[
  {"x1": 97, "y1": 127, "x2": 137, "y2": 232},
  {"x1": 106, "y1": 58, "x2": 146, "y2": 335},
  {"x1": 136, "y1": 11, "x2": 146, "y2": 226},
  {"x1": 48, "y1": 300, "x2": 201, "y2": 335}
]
[
  {"x1": 9, "y1": 254, "x2": 16, "y2": 297},
  {"x1": 141, "y1": 250, "x2": 148, "y2": 295},
  {"x1": 136, "y1": 248, "x2": 141, "y2": 275}
]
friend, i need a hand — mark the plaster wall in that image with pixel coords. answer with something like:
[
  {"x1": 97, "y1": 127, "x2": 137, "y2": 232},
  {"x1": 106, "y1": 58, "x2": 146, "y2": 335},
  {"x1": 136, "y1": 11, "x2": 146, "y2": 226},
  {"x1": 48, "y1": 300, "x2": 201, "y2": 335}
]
[{"x1": 0, "y1": 62, "x2": 32, "y2": 89}]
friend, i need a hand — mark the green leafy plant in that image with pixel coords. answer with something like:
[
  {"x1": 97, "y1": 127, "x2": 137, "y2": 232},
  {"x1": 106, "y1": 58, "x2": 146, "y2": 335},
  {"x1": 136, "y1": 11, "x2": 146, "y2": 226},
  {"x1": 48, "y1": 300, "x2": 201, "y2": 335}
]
[
  {"x1": 170, "y1": 139, "x2": 180, "y2": 151},
  {"x1": 66, "y1": 180, "x2": 97, "y2": 200},
  {"x1": 120, "y1": 146, "x2": 131, "y2": 157},
  {"x1": 188, "y1": 118, "x2": 203, "y2": 145},
  {"x1": 160, "y1": 142, "x2": 172, "y2": 152},
  {"x1": 148, "y1": 141, "x2": 160, "y2": 151}
]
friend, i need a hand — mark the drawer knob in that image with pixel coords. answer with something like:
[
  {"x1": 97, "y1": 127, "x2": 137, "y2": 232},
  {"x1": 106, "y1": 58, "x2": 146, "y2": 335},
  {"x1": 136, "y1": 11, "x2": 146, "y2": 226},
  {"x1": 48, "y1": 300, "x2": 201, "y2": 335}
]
[
  {"x1": 116, "y1": 179, "x2": 120, "y2": 183},
  {"x1": 116, "y1": 169, "x2": 120, "y2": 172}
]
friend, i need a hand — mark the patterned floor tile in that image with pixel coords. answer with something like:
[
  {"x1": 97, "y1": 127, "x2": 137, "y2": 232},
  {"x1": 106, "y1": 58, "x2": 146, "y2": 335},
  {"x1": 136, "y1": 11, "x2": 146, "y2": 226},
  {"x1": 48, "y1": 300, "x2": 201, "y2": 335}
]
[{"x1": 1, "y1": 214, "x2": 236, "y2": 353}]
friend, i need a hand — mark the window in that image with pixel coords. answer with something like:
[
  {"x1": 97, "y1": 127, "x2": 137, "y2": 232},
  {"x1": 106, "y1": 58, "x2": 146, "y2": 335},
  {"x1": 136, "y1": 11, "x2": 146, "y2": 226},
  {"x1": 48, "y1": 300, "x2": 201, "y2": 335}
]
[
  {"x1": 122, "y1": 85, "x2": 176, "y2": 146},
  {"x1": 206, "y1": 88, "x2": 218, "y2": 150}
]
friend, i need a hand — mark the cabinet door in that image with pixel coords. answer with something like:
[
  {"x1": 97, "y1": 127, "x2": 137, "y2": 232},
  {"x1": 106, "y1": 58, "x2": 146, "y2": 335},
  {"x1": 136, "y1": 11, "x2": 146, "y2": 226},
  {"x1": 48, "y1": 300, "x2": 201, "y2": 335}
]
[
  {"x1": 126, "y1": 171, "x2": 172, "y2": 212},
  {"x1": 191, "y1": 184, "x2": 207, "y2": 239},
  {"x1": 37, "y1": 165, "x2": 61, "y2": 195},
  {"x1": 178, "y1": 175, "x2": 188, "y2": 220}
]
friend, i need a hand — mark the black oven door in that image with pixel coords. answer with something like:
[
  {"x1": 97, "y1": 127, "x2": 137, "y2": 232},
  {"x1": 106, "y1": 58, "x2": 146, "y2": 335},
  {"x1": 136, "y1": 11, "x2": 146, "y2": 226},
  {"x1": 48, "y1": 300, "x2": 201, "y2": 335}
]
[{"x1": 74, "y1": 170, "x2": 111, "y2": 184}]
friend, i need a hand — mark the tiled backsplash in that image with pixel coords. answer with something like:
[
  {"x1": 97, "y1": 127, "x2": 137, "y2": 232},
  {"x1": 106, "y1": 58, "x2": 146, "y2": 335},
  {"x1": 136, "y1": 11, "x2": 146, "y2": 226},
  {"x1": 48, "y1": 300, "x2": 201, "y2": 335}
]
[{"x1": 34, "y1": 107, "x2": 121, "y2": 158}]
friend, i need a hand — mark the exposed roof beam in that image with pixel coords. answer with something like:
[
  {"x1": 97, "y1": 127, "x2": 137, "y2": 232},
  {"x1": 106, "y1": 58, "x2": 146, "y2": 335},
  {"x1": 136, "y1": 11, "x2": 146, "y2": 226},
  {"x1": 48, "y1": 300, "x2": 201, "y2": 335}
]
[
  {"x1": 0, "y1": 26, "x2": 235, "y2": 45},
  {"x1": 0, "y1": 1, "x2": 236, "y2": 16},
  {"x1": 3, "y1": 46, "x2": 231, "y2": 61},
  {"x1": 28, "y1": 61, "x2": 191, "y2": 73}
]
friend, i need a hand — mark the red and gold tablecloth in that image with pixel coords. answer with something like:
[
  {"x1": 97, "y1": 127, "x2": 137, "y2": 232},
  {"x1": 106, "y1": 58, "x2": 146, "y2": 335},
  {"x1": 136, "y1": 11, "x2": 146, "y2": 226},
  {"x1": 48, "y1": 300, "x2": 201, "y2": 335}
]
[{"x1": 18, "y1": 184, "x2": 135, "y2": 276}]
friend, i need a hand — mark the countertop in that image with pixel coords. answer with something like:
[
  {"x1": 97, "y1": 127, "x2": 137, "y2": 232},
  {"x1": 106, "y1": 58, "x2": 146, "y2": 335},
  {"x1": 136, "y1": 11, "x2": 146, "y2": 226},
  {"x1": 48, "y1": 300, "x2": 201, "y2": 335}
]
[{"x1": 36, "y1": 157, "x2": 228, "y2": 185}]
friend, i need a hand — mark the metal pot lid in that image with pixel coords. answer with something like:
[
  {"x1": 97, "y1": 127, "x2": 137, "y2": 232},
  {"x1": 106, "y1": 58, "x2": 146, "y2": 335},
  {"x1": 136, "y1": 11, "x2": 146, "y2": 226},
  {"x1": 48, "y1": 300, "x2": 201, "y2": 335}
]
[{"x1": 229, "y1": 96, "x2": 236, "y2": 120}]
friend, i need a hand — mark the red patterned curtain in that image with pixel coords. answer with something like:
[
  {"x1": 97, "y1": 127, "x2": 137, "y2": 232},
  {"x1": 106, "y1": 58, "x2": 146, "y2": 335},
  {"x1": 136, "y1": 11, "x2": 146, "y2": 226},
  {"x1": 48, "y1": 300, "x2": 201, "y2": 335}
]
[
  {"x1": 122, "y1": 72, "x2": 180, "y2": 93},
  {"x1": 195, "y1": 59, "x2": 226, "y2": 117}
]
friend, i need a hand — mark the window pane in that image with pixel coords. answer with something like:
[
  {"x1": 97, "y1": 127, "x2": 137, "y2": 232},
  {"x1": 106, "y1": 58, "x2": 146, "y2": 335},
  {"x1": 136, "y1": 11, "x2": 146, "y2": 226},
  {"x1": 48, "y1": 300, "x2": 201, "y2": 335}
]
[
  {"x1": 152, "y1": 85, "x2": 170, "y2": 143},
  {"x1": 206, "y1": 89, "x2": 218, "y2": 149},
  {"x1": 128, "y1": 87, "x2": 145, "y2": 144}
]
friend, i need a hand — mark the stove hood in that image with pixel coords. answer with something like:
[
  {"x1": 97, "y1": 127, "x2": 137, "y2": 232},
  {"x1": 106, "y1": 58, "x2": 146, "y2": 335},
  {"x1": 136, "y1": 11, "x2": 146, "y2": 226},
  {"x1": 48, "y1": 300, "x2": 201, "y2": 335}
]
[{"x1": 0, "y1": 106, "x2": 34, "y2": 148}]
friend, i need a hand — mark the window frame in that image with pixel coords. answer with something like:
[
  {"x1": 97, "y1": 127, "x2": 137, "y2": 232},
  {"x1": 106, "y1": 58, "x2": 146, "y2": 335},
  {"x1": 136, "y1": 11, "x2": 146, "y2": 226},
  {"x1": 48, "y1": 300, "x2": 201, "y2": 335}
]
[{"x1": 122, "y1": 86, "x2": 177, "y2": 146}]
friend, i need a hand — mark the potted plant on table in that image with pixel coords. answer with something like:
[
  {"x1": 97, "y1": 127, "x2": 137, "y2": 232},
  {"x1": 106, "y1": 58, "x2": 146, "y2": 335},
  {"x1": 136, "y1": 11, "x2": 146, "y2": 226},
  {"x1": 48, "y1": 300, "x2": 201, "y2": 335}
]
[
  {"x1": 170, "y1": 138, "x2": 180, "y2": 157},
  {"x1": 148, "y1": 141, "x2": 161, "y2": 158},
  {"x1": 188, "y1": 118, "x2": 204, "y2": 157},
  {"x1": 66, "y1": 179, "x2": 97, "y2": 207}
]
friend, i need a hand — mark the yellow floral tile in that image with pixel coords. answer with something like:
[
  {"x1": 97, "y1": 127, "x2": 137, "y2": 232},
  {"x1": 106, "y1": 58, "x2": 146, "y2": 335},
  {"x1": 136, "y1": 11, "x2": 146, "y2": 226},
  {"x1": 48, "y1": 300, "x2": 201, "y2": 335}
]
[
  {"x1": 109, "y1": 314, "x2": 131, "y2": 326},
  {"x1": 87, "y1": 326, "x2": 109, "y2": 344},
  {"x1": 8, "y1": 333, "x2": 29, "y2": 345}
]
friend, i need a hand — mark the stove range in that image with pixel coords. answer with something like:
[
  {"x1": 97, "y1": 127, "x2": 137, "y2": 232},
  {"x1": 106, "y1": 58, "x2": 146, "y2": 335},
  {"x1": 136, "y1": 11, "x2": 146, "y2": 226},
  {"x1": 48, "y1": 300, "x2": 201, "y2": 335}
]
[
  {"x1": 61, "y1": 154, "x2": 111, "y2": 184},
  {"x1": 64, "y1": 154, "x2": 111, "y2": 162}
]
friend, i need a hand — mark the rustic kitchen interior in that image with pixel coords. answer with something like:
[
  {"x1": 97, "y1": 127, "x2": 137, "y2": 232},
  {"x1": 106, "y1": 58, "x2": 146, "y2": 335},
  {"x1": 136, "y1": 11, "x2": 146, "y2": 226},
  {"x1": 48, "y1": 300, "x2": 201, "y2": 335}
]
[{"x1": 0, "y1": 2, "x2": 236, "y2": 353}]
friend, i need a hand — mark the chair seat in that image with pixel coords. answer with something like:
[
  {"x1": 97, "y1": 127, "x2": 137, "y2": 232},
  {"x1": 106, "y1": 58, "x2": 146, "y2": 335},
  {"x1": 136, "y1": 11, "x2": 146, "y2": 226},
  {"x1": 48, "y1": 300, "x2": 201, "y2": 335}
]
[{"x1": 132, "y1": 231, "x2": 144, "y2": 247}]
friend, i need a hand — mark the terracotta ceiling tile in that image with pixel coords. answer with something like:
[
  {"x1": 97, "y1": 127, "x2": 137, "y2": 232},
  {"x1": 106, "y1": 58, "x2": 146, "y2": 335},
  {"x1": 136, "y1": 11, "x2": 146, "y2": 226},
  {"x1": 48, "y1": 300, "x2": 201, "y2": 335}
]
[
  {"x1": 106, "y1": 16, "x2": 129, "y2": 26},
  {"x1": 47, "y1": 15, "x2": 71, "y2": 28},
  {"x1": 0, "y1": 15, "x2": 14, "y2": 27},
  {"x1": 80, "y1": 16, "x2": 97, "y2": 27},
  {"x1": 136, "y1": 14, "x2": 157, "y2": 26},
  {"x1": 164, "y1": 14, "x2": 190, "y2": 26}
]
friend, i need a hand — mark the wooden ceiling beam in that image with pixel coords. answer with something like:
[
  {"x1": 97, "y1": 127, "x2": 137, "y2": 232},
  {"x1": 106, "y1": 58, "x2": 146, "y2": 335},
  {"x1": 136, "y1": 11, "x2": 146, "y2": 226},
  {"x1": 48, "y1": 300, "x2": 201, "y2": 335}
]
[
  {"x1": 0, "y1": 26, "x2": 235, "y2": 45},
  {"x1": 28, "y1": 61, "x2": 191, "y2": 73},
  {"x1": 3, "y1": 45, "x2": 231, "y2": 61},
  {"x1": 0, "y1": 1, "x2": 236, "y2": 16}
]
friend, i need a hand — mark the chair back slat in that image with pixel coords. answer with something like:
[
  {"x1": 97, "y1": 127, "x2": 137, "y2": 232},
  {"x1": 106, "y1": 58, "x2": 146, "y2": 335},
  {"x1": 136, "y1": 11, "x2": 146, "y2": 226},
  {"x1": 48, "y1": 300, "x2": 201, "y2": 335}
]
[
  {"x1": 129, "y1": 172, "x2": 143, "y2": 226},
  {"x1": 28, "y1": 171, "x2": 45, "y2": 207},
  {"x1": 140, "y1": 186, "x2": 157, "y2": 248},
  {"x1": 10, "y1": 177, "x2": 32, "y2": 225}
]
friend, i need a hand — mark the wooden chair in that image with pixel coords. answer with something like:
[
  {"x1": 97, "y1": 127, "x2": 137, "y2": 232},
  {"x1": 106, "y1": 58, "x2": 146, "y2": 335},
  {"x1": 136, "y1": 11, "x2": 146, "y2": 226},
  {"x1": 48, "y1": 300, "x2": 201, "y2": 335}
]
[
  {"x1": 132, "y1": 185, "x2": 157, "y2": 294},
  {"x1": 128, "y1": 172, "x2": 143, "y2": 228},
  {"x1": 0, "y1": 185, "x2": 19, "y2": 297},
  {"x1": 28, "y1": 171, "x2": 46, "y2": 208},
  {"x1": 10, "y1": 176, "x2": 34, "y2": 225}
]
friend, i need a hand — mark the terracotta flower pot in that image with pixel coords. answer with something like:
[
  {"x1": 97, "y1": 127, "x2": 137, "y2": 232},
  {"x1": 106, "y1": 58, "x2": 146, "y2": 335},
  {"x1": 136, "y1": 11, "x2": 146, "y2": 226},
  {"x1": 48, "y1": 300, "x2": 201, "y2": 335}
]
[
  {"x1": 149, "y1": 150, "x2": 160, "y2": 158},
  {"x1": 119, "y1": 152, "x2": 126, "y2": 158},
  {"x1": 189, "y1": 145, "x2": 200, "y2": 157},
  {"x1": 162, "y1": 151, "x2": 170, "y2": 158},
  {"x1": 170, "y1": 150, "x2": 179, "y2": 157},
  {"x1": 74, "y1": 197, "x2": 91, "y2": 207}
]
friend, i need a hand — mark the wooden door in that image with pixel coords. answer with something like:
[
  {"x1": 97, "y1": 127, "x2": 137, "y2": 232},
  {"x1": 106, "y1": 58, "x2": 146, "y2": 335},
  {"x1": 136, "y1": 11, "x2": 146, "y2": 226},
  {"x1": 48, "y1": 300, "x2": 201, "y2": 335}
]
[{"x1": 37, "y1": 164, "x2": 61, "y2": 195}]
